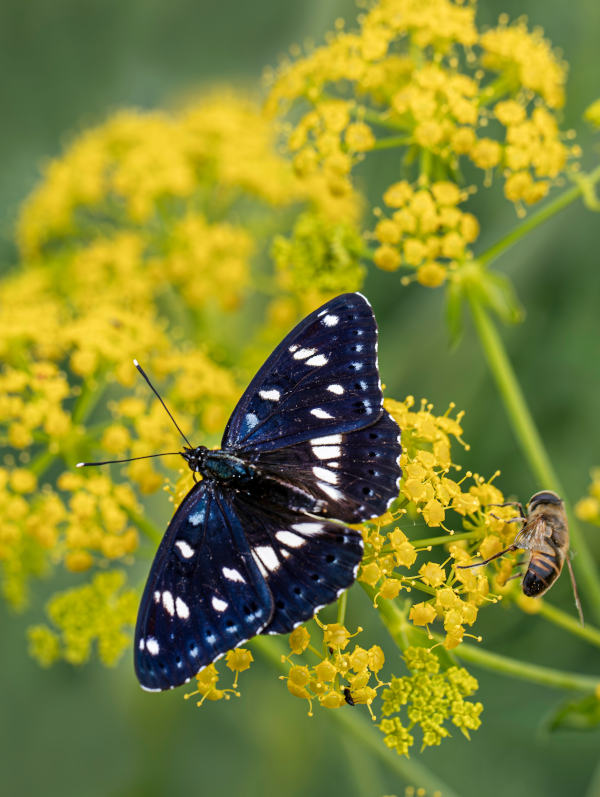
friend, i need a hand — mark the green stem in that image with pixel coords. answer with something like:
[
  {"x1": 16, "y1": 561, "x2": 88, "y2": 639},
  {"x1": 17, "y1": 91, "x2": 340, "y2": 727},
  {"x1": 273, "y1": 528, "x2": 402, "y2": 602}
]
[
  {"x1": 409, "y1": 530, "x2": 479, "y2": 547},
  {"x1": 369, "y1": 135, "x2": 412, "y2": 151},
  {"x1": 452, "y1": 641, "x2": 599, "y2": 693},
  {"x1": 29, "y1": 448, "x2": 57, "y2": 477},
  {"x1": 466, "y1": 292, "x2": 600, "y2": 624},
  {"x1": 365, "y1": 586, "x2": 411, "y2": 651},
  {"x1": 478, "y1": 165, "x2": 600, "y2": 269},
  {"x1": 250, "y1": 635, "x2": 461, "y2": 797},
  {"x1": 337, "y1": 590, "x2": 348, "y2": 625},
  {"x1": 537, "y1": 601, "x2": 600, "y2": 649},
  {"x1": 125, "y1": 507, "x2": 162, "y2": 546}
]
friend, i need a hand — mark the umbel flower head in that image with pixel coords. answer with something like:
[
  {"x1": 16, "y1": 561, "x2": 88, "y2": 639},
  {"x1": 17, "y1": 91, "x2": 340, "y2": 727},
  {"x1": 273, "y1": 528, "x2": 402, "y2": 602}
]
[
  {"x1": 266, "y1": 0, "x2": 581, "y2": 288},
  {"x1": 0, "y1": 89, "x2": 368, "y2": 645}
]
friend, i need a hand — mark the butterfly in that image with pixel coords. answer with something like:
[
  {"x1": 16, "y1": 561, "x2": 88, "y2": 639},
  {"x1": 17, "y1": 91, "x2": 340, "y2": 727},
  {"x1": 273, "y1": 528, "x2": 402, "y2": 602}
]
[{"x1": 132, "y1": 292, "x2": 401, "y2": 690}]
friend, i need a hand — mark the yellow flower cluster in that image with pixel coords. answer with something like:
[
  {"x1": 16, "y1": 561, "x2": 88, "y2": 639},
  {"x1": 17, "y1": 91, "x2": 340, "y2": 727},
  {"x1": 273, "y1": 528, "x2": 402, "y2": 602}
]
[
  {"x1": 373, "y1": 180, "x2": 479, "y2": 285},
  {"x1": 28, "y1": 570, "x2": 137, "y2": 667},
  {"x1": 359, "y1": 397, "x2": 523, "y2": 648},
  {"x1": 379, "y1": 646, "x2": 482, "y2": 756},
  {"x1": 271, "y1": 211, "x2": 365, "y2": 297},
  {"x1": 267, "y1": 0, "x2": 579, "y2": 271},
  {"x1": 2, "y1": 90, "x2": 364, "y2": 617},
  {"x1": 184, "y1": 649, "x2": 254, "y2": 706},
  {"x1": 576, "y1": 468, "x2": 600, "y2": 527},
  {"x1": 57, "y1": 472, "x2": 140, "y2": 568},
  {"x1": 282, "y1": 622, "x2": 386, "y2": 716},
  {"x1": 0, "y1": 467, "x2": 60, "y2": 608}
]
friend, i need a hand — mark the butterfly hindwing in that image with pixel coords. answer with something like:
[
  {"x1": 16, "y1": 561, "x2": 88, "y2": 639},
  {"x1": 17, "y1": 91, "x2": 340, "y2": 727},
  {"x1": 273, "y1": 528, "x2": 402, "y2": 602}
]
[
  {"x1": 232, "y1": 494, "x2": 364, "y2": 635},
  {"x1": 134, "y1": 481, "x2": 273, "y2": 691},
  {"x1": 252, "y1": 409, "x2": 402, "y2": 523},
  {"x1": 222, "y1": 293, "x2": 383, "y2": 452}
]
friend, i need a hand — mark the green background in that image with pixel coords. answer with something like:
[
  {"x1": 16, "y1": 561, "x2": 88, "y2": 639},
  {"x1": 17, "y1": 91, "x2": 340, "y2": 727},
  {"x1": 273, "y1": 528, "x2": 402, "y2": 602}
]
[{"x1": 1, "y1": 1, "x2": 599, "y2": 795}]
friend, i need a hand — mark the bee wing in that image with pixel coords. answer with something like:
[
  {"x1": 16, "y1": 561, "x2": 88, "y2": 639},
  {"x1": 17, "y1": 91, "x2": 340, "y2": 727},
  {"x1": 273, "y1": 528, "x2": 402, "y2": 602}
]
[{"x1": 513, "y1": 515, "x2": 548, "y2": 551}]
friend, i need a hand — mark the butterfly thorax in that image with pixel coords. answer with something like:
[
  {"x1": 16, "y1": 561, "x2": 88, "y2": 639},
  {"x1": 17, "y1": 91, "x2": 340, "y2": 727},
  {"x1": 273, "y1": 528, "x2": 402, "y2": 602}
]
[
  {"x1": 182, "y1": 446, "x2": 255, "y2": 484},
  {"x1": 182, "y1": 445, "x2": 326, "y2": 514}
]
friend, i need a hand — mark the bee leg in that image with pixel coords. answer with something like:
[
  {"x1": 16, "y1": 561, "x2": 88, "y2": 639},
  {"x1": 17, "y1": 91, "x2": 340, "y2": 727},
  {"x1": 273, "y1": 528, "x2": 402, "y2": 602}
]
[
  {"x1": 489, "y1": 512, "x2": 523, "y2": 524},
  {"x1": 488, "y1": 501, "x2": 526, "y2": 519},
  {"x1": 565, "y1": 554, "x2": 585, "y2": 626},
  {"x1": 457, "y1": 544, "x2": 518, "y2": 569}
]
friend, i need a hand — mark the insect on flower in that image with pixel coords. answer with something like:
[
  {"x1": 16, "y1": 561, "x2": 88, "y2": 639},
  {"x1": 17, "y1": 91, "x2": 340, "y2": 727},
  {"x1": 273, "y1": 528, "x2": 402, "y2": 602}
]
[
  {"x1": 79, "y1": 293, "x2": 402, "y2": 690},
  {"x1": 459, "y1": 490, "x2": 584, "y2": 624}
]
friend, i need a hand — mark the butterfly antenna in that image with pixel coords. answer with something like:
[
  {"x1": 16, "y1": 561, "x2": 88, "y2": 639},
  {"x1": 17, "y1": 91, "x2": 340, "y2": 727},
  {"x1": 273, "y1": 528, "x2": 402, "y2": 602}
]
[
  {"x1": 76, "y1": 452, "x2": 182, "y2": 468},
  {"x1": 133, "y1": 359, "x2": 193, "y2": 448}
]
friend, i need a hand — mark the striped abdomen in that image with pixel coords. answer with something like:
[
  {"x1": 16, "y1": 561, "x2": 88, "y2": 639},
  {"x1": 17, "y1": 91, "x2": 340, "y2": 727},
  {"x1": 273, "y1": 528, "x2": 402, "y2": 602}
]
[{"x1": 522, "y1": 550, "x2": 562, "y2": 597}]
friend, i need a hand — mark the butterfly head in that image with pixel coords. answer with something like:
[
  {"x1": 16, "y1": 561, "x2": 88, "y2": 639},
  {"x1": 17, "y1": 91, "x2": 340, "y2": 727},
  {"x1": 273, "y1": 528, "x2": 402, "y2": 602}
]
[{"x1": 182, "y1": 445, "x2": 209, "y2": 473}]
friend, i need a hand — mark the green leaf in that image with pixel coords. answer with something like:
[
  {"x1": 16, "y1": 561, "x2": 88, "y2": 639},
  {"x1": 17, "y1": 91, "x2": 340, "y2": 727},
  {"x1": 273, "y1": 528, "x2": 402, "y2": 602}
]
[
  {"x1": 473, "y1": 269, "x2": 524, "y2": 325},
  {"x1": 545, "y1": 693, "x2": 600, "y2": 732}
]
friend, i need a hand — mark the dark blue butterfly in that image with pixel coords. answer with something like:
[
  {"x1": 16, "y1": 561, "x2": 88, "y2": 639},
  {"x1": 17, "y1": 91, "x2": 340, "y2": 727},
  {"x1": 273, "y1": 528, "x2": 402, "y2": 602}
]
[{"x1": 134, "y1": 293, "x2": 402, "y2": 691}]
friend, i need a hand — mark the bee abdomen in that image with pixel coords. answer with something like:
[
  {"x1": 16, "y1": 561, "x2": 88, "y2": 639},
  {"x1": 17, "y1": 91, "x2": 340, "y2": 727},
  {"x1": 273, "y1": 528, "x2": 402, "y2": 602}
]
[{"x1": 522, "y1": 551, "x2": 561, "y2": 597}]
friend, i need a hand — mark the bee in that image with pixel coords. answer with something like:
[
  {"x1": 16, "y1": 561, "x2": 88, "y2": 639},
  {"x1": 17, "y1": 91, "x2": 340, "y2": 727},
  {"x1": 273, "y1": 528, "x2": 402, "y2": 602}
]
[{"x1": 458, "y1": 490, "x2": 584, "y2": 624}]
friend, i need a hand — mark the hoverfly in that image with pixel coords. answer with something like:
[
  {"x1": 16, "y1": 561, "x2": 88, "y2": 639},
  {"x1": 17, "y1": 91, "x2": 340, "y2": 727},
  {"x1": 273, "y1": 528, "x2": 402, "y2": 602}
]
[{"x1": 458, "y1": 490, "x2": 584, "y2": 624}]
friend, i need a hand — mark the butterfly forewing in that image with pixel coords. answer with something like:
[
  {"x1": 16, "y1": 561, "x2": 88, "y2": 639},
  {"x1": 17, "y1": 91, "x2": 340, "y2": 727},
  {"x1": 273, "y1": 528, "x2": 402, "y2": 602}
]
[
  {"x1": 134, "y1": 482, "x2": 273, "y2": 691},
  {"x1": 222, "y1": 293, "x2": 384, "y2": 452}
]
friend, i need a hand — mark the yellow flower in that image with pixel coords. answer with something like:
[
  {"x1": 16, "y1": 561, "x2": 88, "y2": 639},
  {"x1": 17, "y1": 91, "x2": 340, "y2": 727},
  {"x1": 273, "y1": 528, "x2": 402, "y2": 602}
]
[{"x1": 409, "y1": 602, "x2": 437, "y2": 626}]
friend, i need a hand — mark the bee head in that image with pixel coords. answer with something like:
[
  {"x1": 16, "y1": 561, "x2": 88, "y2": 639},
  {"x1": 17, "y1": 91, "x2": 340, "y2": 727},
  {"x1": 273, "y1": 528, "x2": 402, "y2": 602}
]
[{"x1": 528, "y1": 490, "x2": 563, "y2": 512}]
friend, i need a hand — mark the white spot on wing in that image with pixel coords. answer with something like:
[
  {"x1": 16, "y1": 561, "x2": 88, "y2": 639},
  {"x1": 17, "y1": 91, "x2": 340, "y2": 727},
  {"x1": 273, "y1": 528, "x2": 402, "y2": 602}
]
[
  {"x1": 153, "y1": 590, "x2": 160, "y2": 603},
  {"x1": 313, "y1": 466, "x2": 338, "y2": 484},
  {"x1": 327, "y1": 384, "x2": 344, "y2": 395},
  {"x1": 245, "y1": 412, "x2": 258, "y2": 430},
  {"x1": 188, "y1": 509, "x2": 205, "y2": 526},
  {"x1": 253, "y1": 545, "x2": 280, "y2": 572},
  {"x1": 292, "y1": 522, "x2": 324, "y2": 535},
  {"x1": 259, "y1": 389, "x2": 281, "y2": 401},
  {"x1": 175, "y1": 540, "x2": 194, "y2": 558},
  {"x1": 312, "y1": 444, "x2": 341, "y2": 460},
  {"x1": 293, "y1": 347, "x2": 316, "y2": 360},
  {"x1": 162, "y1": 590, "x2": 175, "y2": 616},
  {"x1": 139, "y1": 639, "x2": 145, "y2": 651},
  {"x1": 212, "y1": 596, "x2": 228, "y2": 612},
  {"x1": 322, "y1": 313, "x2": 339, "y2": 327},
  {"x1": 318, "y1": 482, "x2": 344, "y2": 501},
  {"x1": 311, "y1": 408, "x2": 334, "y2": 420},
  {"x1": 176, "y1": 597, "x2": 190, "y2": 619},
  {"x1": 223, "y1": 567, "x2": 245, "y2": 583},
  {"x1": 311, "y1": 434, "x2": 342, "y2": 445},
  {"x1": 288, "y1": 344, "x2": 299, "y2": 353},
  {"x1": 275, "y1": 530, "x2": 305, "y2": 548},
  {"x1": 146, "y1": 637, "x2": 160, "y2": 656},
  {"x1": 305, "y1": 354, "x2": 328, "y2": 367}
]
